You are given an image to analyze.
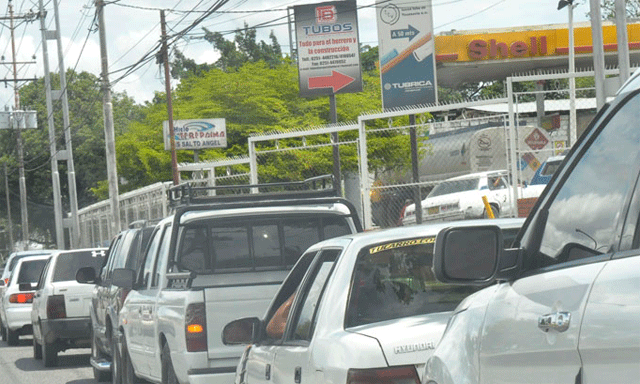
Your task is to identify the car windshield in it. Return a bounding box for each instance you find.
[428,178,479,197]
[345,237,478,328]
[540,160,562,176]
[53,250,106,282]
[17,259,49,284]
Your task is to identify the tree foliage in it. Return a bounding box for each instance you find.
[600,0,640,18]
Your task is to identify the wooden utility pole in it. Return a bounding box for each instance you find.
[96,0,121,236]
[160,9,179,185]
[9,0,29,249]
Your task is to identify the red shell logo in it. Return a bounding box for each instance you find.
[525,128,548,150]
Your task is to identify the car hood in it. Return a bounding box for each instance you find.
[422,191,479,208]
[349,312,452,367]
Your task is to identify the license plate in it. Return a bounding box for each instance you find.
[428,206,439,215]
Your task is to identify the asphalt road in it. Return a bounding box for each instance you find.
[0,335,96,384]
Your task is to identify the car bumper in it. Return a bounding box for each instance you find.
[6,305,32,331]
[41,317,92,344]
[172,349,238,384]
[422,211,467,222]
[187,369,236,384]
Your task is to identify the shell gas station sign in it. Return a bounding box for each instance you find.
[430,20,640,87]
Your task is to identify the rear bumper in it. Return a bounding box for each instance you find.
[6,305,32,331]
[172,349,238,384]
[41,317,92,344]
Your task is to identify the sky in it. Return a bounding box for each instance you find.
[0,0,593,107]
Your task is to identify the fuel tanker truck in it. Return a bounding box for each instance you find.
[371,121,558,227]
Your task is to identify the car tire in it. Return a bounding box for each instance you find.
[161,343,179,384]
[42,340,58,367]
[7,328,19,346]
[92,329,112,382]
[121,336,138,384]
[1,323,6,342]
[484,204,500,218]
[111,335,122,384]
[33,336,43,359]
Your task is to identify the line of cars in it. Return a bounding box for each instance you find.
[217,75,640,384]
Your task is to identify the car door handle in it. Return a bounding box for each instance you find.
[538,312,571,332]
[294,367,301,384]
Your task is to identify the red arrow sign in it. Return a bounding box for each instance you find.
[308,71,355,93]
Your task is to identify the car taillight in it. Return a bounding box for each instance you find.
[185,302,207,352]
[4,278,9,285]
[347,366,421,384]
[9,292,34,304]
[47,295,67,319]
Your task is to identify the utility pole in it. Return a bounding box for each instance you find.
[39,0,81,249]
[160,9,179,185]
[3,163,14,250]
[9,0,29,249]
[96,0,121,236]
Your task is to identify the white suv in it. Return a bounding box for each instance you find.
[30,248,106,366]
[424,71,640,384]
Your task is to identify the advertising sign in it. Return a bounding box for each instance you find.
[163,118,227,150]
[376,0,437,109]
[294,0,362,97]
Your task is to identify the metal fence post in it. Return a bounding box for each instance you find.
[358,117,373,229]
[507,76,519,217]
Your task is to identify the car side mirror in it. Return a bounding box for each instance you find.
[112,268,135,289]
[19,283,34,291]
[433,225,508,285]
[76,266,98,284]
[222,317,262,345]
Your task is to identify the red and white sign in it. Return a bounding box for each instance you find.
[316,5,337,24]
[525,128,549,150]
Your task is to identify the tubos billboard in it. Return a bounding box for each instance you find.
[376,0,437,109]
[294,0,363,97]
[163,118,227,150]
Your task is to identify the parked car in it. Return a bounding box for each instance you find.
[402,170,536,225]
[112,176,362,384]
[0,255,50,345]
[423,70,640,384]
[30,248,107,366]
[222,218,523,384]
[77,224,154,382]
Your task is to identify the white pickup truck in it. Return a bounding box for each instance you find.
[402,170,543,225]
[111,176,362,384]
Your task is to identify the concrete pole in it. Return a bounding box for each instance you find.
[52,0,80,247]
[39,0,64,249]
[615,0,630,84]
[568,4,577,146]
[329,94,341,195]
[160,10,180,186]
[96,0,121,236]
[589,0,606,109]
[3,163,14,250]
[9,1,29,249]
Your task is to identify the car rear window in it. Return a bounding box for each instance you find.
[345,237,478,328]
[53,250,106,282]
[428,178,479,197]
[17,259,49,284]
[177,215,352,274]
[9,252,50,272]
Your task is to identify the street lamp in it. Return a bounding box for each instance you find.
[558,0,577,148]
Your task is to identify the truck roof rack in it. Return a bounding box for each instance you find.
[168,174,338,208]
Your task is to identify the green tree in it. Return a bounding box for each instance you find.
[203,23,283,71]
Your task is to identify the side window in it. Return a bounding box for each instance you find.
[532,92,640,267]
[287,249,341,342]
[488,175,507,190]
[322,217,351,240]
[36,259,52,290]
[263,251,317,342]
[141,227,163,289]
[102,235,122,282]
[152,225,172,288]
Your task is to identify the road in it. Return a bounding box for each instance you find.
[0,335,96,384]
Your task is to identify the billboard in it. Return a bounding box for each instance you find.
[376,0,437,109]
[294,0,362,97]
[163,118,227,150]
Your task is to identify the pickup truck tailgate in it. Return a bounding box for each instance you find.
[53,282,94,318]
[203,275,285,360]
